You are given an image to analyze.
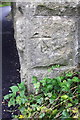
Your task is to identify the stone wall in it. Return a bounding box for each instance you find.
[13,1,80,92]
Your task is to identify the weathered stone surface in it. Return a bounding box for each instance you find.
[13,1,79,92]
[15,0,79,4]
[77,17,80,67]
[14,1,80,16]
[28,17,77,67]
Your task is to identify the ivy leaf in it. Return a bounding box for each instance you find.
[40,78,47,86]
[4,95,9,100]
[62,110,70,118]
[52,66,56,69]
[49,99,54,104]
[19,106,27,114]
[78,85,80,93]
[61,80,70,91]
[47,93,52,98]
[31,104,38,111]
[62,86,70,92]
[10,86,19,93]
[61,95,69,100]
[18,82,25,91]
[8,98,15,107]
[66,72,73,77]
[47,85,53,90]
[34,82,40,89]
[72,77,80,82]
[48,68,52,72]
[73,99,78,104]
[52,109,58,116]
[16,96,21,104]
[56,76,62,81]
[39,113,45,118]
[32,76,38,84]
[37,97,43,105]
[20,91,25,97]
[67,103,72,107]
[72,108,78,113]
[4,94,12,100]
[67,79,73,84]
[52,65,60,70]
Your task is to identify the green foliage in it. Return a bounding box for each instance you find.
[4,82,27,108]
[4,71,80,119]
[0,2,11,7]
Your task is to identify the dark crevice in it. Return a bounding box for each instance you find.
[18,6,23,14]
[2,7,21,118]
[32,64,66,69]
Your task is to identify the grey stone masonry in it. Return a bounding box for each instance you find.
[13,0,80,92]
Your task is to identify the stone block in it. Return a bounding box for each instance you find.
[13,1,79,92]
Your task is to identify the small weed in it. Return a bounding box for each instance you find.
[48,64,61,72]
